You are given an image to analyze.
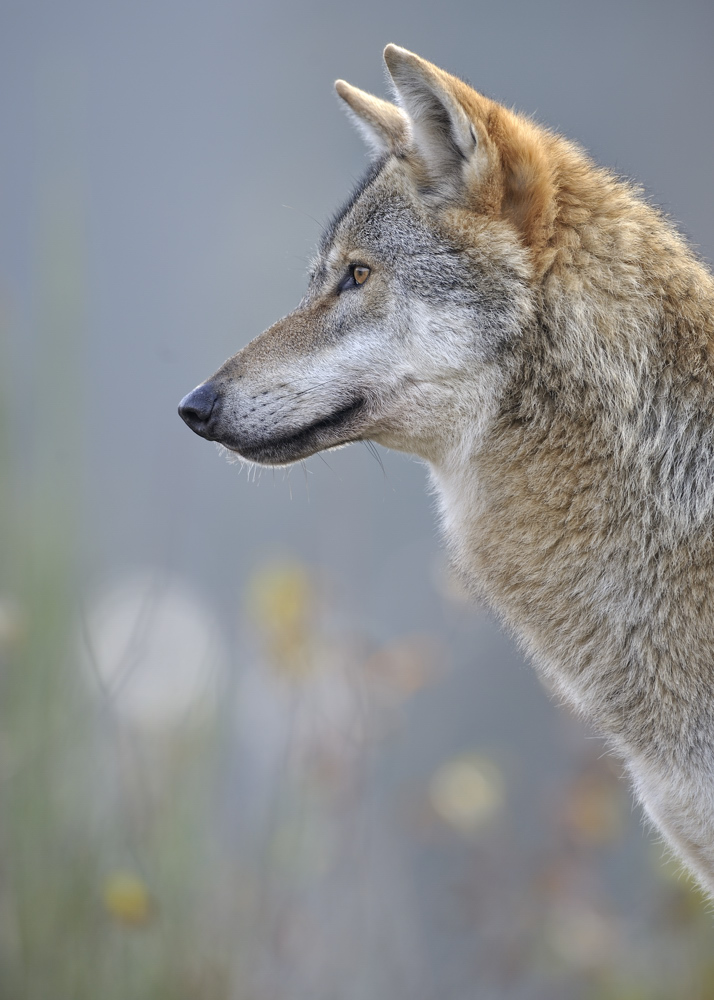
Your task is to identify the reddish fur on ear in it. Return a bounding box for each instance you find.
[491,110,558,269]
[384,49,559,270]
[436,75,558,266]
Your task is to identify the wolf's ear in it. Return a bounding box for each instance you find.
[335,80,409,157]
[383,44,478,193]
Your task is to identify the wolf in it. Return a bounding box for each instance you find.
[179,45,714,896]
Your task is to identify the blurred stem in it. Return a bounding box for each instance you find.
[0,61,87,996]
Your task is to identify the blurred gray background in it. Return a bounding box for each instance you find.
[2,1,714,998]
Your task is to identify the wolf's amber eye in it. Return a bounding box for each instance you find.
[353,265,370,285]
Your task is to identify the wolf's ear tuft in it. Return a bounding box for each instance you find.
[383,45,478,193]
[335,79,409,157]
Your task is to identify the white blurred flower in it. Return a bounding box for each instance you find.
[429,755,504,835]
[81,571,225,729]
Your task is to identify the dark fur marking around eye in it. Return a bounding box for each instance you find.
[320,156,389,252]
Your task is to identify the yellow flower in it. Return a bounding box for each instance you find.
[248,563,316,679]
[102,872,152,926]
[0,597,25,649]
[250,564,311,630]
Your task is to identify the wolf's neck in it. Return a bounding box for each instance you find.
[429,374,714,741]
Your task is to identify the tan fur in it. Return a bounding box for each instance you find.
[180,46,714,896]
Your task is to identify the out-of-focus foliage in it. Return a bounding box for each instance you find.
[2,535,714,997]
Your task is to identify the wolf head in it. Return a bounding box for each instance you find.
[179,45,551,467]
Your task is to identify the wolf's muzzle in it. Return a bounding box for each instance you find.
[178,383,220,439]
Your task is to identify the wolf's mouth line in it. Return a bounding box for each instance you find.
[228,397,366,459]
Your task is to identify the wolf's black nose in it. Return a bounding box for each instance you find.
[178,383,219,437]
